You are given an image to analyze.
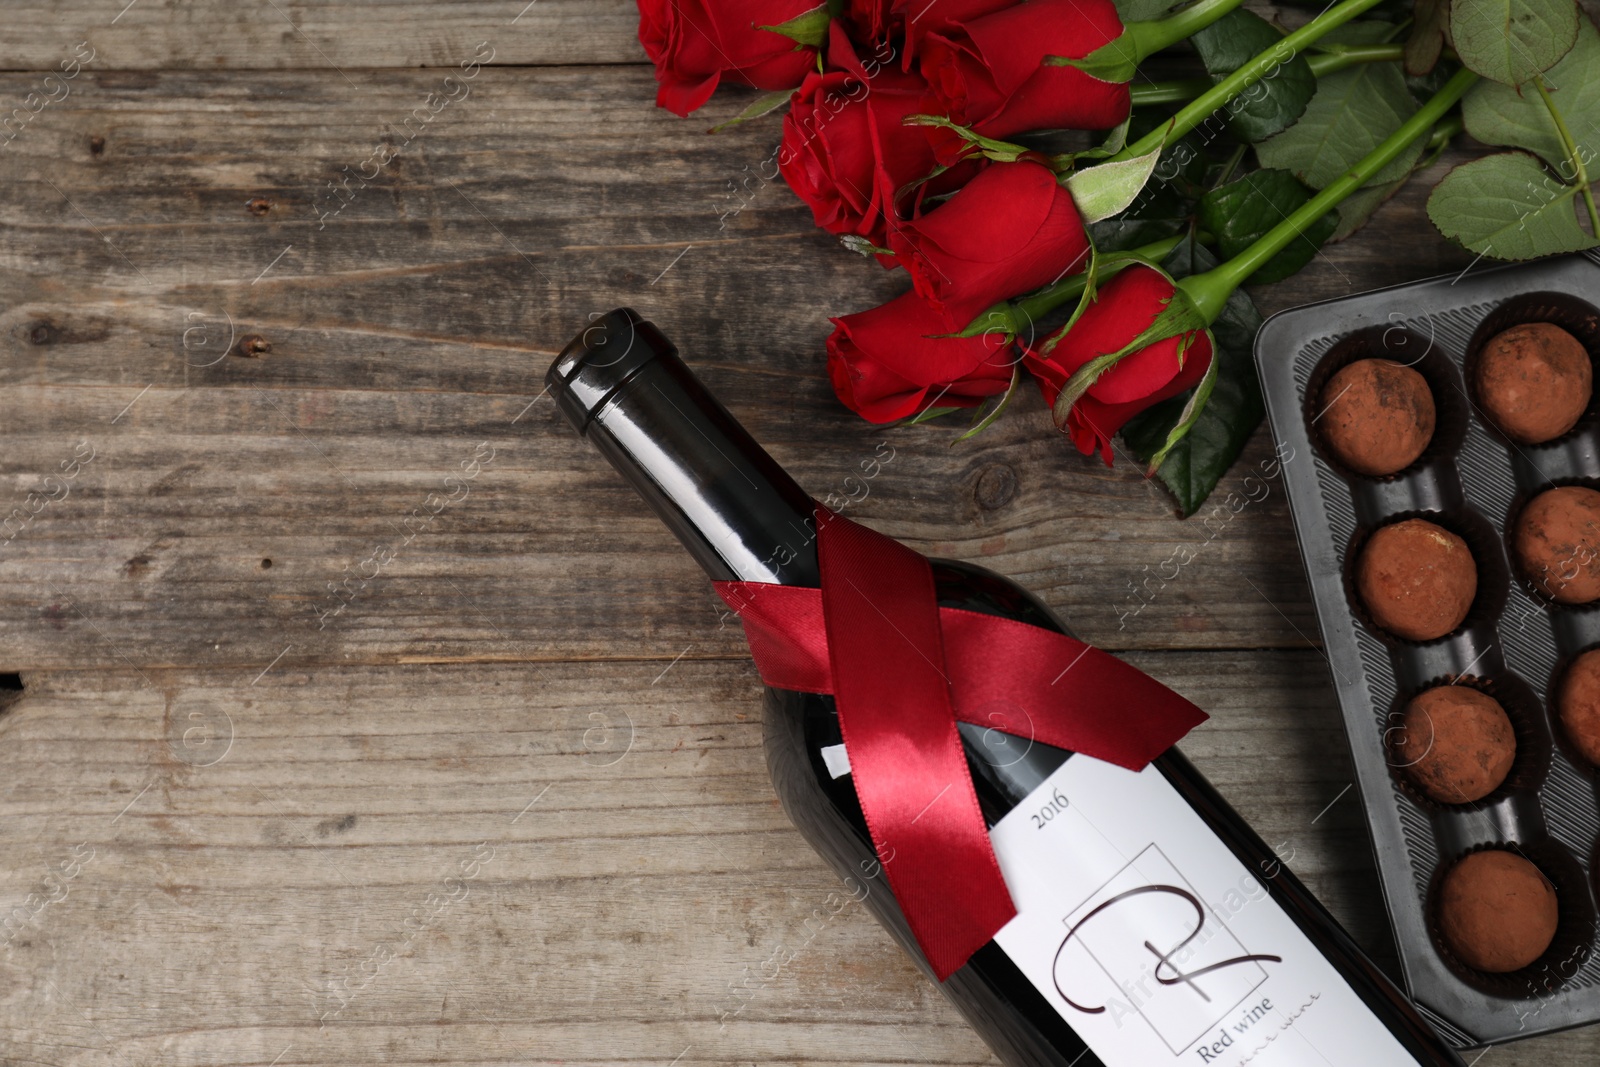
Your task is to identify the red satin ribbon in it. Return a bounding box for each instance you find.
[712,508,1206,981]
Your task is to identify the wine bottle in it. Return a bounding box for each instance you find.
[546,309,1465,1067]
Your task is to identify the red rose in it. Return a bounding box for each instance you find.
[780,24,973,249]
[1022,265,1213,464]
[920,0,1131,162]
[638,0,820,117]
[888,160,1089,326]
[829,290,1016,422]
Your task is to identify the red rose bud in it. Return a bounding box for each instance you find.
[829,290,1016,423]
[888,160,1089,326]
[781,24,975,249]
[919,0,1132,164]
[638,0,821,117]
[1022,265,1213,464]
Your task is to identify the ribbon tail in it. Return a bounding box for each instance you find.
[818,512,1016,981]
[940,607,1206,770]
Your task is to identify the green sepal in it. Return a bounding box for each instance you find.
[839,234,894,258]
[758,5,831,48]
[1046,32,1138,84]
[895,163,954,207]
[955,361,1025,443]
[1142,344,1219,473]
[952,302,1022,339]
[707,89,795,134]
[902,405,962,425]
[1052,117,1132,172]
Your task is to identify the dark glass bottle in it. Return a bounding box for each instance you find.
[547,309,1464,1067]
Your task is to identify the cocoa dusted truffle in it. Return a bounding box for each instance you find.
[1438,850,1559,973]
[1395,686,1516,803]
[1475,323,1592,444]
[1319,358,1437,476]
[1514,486,1600,604]
[1558,649,1600,765]
[1356,518,1477,641]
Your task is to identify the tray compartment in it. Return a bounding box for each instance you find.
[1256,252,1600,1046]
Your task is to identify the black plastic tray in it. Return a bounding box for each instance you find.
[1255,250,1600,1048]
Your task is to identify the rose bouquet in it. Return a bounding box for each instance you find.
[637,0,1599,514]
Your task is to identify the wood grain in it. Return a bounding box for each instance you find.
[1,7,1587,1065]
[0,66,1480,676]
[0,2,640,71]
[8,651,1592,1067]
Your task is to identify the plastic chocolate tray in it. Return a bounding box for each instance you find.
[1256,251,1600,1047]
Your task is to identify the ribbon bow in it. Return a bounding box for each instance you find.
[712,507,1206,981]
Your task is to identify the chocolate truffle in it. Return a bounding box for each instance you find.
[1356,518,1477,641]
[1558,649,1600,765]
[1318,358,1437,476]
[1475,323,1592,444]
[1395,686,1516,803]
[1513,485,1600,604]
[1438,850,1559,973]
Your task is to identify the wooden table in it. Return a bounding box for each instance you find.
[0,3,1594,1064]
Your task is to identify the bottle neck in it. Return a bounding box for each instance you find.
[547,309,821,587]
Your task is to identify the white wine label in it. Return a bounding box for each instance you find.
[990,758,1424,1066]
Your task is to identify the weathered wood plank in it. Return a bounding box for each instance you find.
[0,67,1480,674]
[0,2,640,72]
[0,0,1349,72]
[6,1,1580,73]
[2,651,1590,1065]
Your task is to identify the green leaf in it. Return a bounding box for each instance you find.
[1319,20,1402,46]
[1189,10,1317,143]
[1122,241,1265,517]
[1197,168,1338,284]
[1046,32,1138,84]
[1450,0,1578,85]
[758,5,831,48]
[955,362,1023,442]
[1066,146,1163,222]
[1406,0,1450,75]
[1463,15,1600,170]
[1427,151,1599,259]
[1255,58,1424,189]
[707,88,795,133]
[1331,176,1407,241]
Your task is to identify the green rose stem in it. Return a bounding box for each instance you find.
[1056,0,1248,83]
[1016,234,1186,320]
[1178,66,1479,324]
[1120,0,1248,60]
[1110,0,1391,163]
[1129,43,1405,107]
[958,233,1189,337]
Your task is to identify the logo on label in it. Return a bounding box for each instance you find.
[1052,844,1282,1056]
